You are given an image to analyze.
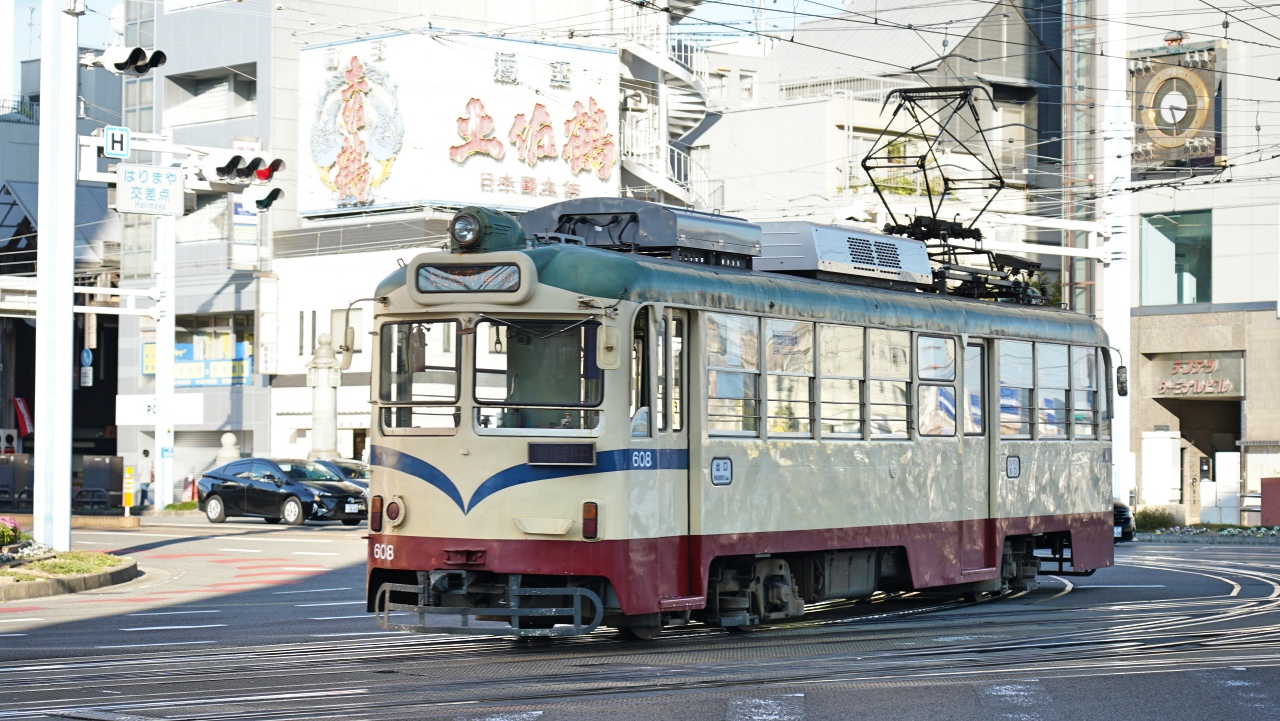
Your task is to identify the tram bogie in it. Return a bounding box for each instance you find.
[362,199,1118,638]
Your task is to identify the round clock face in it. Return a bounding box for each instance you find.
[1140,67,1211,149]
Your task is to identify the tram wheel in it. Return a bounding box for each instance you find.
[619,624,663,641]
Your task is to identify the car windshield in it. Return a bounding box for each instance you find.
[335,462,370,480]
[275,460,342,482]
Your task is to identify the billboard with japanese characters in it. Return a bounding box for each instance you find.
[297,33,620,216]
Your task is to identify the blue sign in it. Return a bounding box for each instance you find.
[103,126,131,159]
[80,348,93,367]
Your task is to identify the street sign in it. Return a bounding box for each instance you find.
[79,348,92,367]
[103,126,131,159]
[80,366,93,387]
[115,163,184,216]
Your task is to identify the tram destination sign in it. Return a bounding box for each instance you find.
[1148,353,1244,399]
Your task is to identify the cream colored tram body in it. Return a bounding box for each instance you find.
[365,199,1116,638]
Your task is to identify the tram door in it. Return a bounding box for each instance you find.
[630,307,691,598]
[959,341,996,572]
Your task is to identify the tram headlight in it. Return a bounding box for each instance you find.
[449,213,481,248]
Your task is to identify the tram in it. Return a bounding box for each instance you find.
[359,198,1118,639]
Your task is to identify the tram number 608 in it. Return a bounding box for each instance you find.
[631,450,654,469]
[372,543,395,561]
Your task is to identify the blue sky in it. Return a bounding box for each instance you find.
[7,0,116,96]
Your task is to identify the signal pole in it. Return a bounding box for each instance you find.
[34,0,82,551]
[1101,0,1134,503]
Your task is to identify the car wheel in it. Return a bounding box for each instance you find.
[263,517,281,525]
[341,518,361,526]
[281,497,305,526]
[205,495,226,523]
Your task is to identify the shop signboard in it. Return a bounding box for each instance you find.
[297,32,620,216]
[141,342,254,387]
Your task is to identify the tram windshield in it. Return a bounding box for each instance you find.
[474,318,603,430]
[379,320,460,430]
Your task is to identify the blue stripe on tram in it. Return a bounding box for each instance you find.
[370,445,689,515]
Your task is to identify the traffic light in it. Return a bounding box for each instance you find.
[241,184,284,213]
[194,153,285,187]
[91,46,167,77]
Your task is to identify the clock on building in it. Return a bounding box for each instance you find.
[1130,41,1222,176]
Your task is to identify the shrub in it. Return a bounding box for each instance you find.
[0,517,20,546]
[164,501,199,511]
[1135,507,1176,532]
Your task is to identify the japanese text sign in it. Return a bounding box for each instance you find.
[1149,353,1244,399]
[298,32,620,216]
[115,164,185,216]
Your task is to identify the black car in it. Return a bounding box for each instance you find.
[1114,498,1136,542]
[198,458,368,526]
[315,459,370,491]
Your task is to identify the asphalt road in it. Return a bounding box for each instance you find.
[0,516,372,657]
[1,526,1279,721]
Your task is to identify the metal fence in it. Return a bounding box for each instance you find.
[0,97,39,124]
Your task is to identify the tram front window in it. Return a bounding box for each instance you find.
[475,318,603,430]
[379,320,460,430]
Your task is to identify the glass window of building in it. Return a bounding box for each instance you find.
[1140,210,1211,305]
[740,71,756,102]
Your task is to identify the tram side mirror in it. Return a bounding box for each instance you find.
[1116,366,1129,397]
[338,325,356,371]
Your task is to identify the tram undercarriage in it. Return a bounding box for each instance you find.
[369,532,1072,639]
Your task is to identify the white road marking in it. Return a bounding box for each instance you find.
[73,532,188,538]
[0,634,27,638]
[219,536,332,544]
[74,541,105,545]
[0,618,43,624]
[308,631,408,637]
[217,548,263,553]
[293,552,341,556]
[726,694,805,721]
[295,601,365,607]
[308,614,377,620]
[97,640,218,649]
[127,610,222,617]
[274,587,354,595]
[119,624,228,632]
[1034,575,1074,604]
[1076,584,1167,588]
[475,713,542,721]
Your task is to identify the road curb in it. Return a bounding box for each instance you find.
[1136,533,1280,545]
[4,514,141,530]
[0,559,139,603]
[138,510,204,518]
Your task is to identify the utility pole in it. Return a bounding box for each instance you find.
[1100,0,1134,503]
[153,205,176,510]
[34,0,82,551]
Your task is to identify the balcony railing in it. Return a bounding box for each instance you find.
[0,97,39,125]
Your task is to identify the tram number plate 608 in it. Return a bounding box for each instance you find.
[631,450,654,468]
[372,543,396,561]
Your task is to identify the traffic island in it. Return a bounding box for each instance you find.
[2,513,141,530]
[0,542,138,603]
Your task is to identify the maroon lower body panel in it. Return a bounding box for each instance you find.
[368,512,1112,615]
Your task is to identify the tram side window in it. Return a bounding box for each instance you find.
[765,319,814,436]
[671,317,684,433]
[916,336,956,437]
[706,312,760,435]
[379,320,460,430]
[868,329,910,438]
[963,345,985,435]
[1072,346,1099,439]
[1099,348,1113,440]
[1037,343,1069,438]
[819,324,863,438]
[999,340,1033,437]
